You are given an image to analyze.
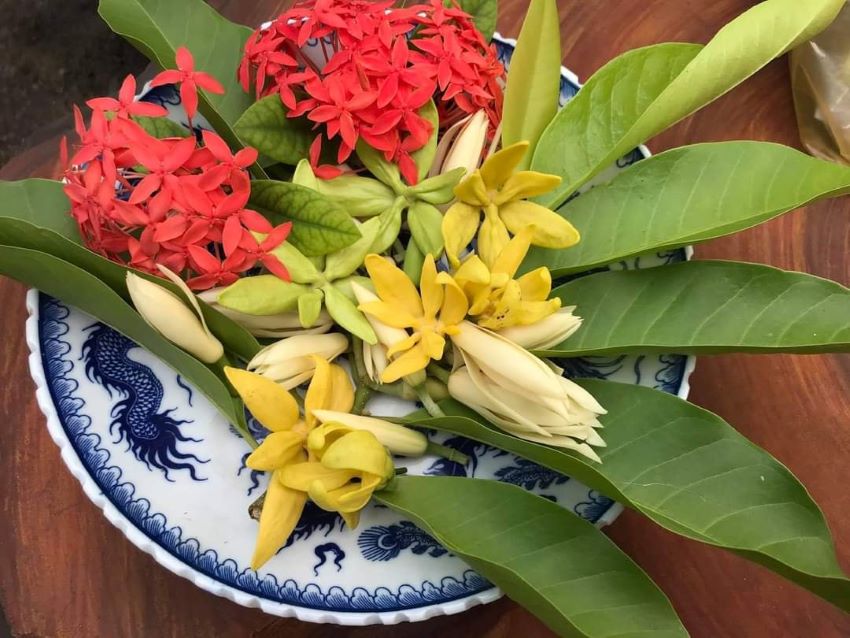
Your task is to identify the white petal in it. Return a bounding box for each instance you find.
[498,307,582,350]
[351,282,409,350]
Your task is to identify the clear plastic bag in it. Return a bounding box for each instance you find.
[791,2,850,164]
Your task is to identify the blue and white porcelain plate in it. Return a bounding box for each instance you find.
[25,35,695,625]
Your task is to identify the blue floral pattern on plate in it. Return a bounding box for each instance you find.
[26,34,694,625]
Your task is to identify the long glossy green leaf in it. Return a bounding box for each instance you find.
[0,179,260,361]
[524,142,850,276]
[501,0,561,168]
[233,95,313,165]
[532,0,844,208]
[249,180,361,256]
[408,382,850,611]
[1,245,244,427]
[545,261,850,356]
[98,0,255,157]
[446,0,498,41]
[377,476,687,638]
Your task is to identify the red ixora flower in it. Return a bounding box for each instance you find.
[151,46,225,121]
[62,68,290,292]
[239,0,504,185]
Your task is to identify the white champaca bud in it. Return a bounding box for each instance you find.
[497,307,582,350]
[351,282,409,350]
[247,332,348,389]
[440,110,489,176]
[126,272,224,364]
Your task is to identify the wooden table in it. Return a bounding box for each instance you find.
[2,1,849,636]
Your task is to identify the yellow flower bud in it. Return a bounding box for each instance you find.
[126,272,223,363]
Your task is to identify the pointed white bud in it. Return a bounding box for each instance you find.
[432,110,489,177]
[126,272,224,364]
[247,333,348,389]
[351,282,409,350]
[497,307,582,350]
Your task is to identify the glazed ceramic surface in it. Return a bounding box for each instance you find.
[26,34,694,625]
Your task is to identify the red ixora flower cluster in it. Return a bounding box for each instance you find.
[239,0,504,183]
[62,53,291,291]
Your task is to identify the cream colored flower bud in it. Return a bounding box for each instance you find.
[497,307,582,350]
[362,340,389,384]
[126,272,224,364]
[311,409,429,457]
[448,321,606,462]
[351,282,409,350]
[430,110,488,178]
[247,333,348,389]
[198,288,333,337]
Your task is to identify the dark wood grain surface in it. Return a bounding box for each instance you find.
[2,1,849,636]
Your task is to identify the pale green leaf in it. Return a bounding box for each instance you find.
[322,282,377,344]
[378,476,687,638]
[0,180,260,360]
[249,180,361,256]
[297,289,324,328]
[501,0,561,168]
[270,241,323,285]
[0,245,245,428]
[403,237,425,284]
[411,100,440,181]
[356,140,404,192]
[408,201,444,257]
[323,204,401,281]
[533,0,845,208]
[410,381,850,611]
[524,142,850,276]
[545,261,850,356]
[98,0,257,164]
[219,275,309,316]
[233,95,313,165]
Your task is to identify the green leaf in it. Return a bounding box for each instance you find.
[545,260,850,356]
[411,381,850,611]
[411,100,440,181]
[219,275,310,315]
[98,0,256,160]
[322,282,377,344]
[501,0,561,169]
[0,245,245,427]
[233,95,313,165]
[297,289,324,328]
[524,142,850,276]
[407,167,465,205]
[0,180,260,361]
[407,201,444,257]
[0,179,78,240]
[445,0,498,41]
[270,241,323,285]
[378,476,687,638]
[356,141,403,193]
[323,209,394,282]
[533,0,845,208]
[132,115,190,138]
[403,237,425,284]
[249,180,361,256]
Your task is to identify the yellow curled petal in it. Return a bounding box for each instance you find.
[419,256,444,320]
[307,422,352,457]
[442,202,480,268]
[381,344,430,383]
[420,330,446,360]
[454,254,491,288]
[477,209,511,269]
[491,226,533,277]
[328,363,354,413]
[453,171,489,206]
[357,301,418,328]
[499,201,580,249]
[245,430,304,471]
[224,367,299,432]
[340,510,361,529]
[477,279,522,330]
[337,474,383,507]
[386,332,421,358]
[304,355,332,427]
[322,430,391,475]
[494,171,562,205]
[280,461,356,492]
[468,288,493,316]
[517,266,554,301]
[479,141,529,190]
[434,272,470,326]
[364,254,423,317]
[250,465,307,570]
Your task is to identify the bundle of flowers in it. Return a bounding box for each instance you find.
[2,0,850,634]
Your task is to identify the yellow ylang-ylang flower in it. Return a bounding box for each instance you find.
[224,355,355,570]
[442,141,580,268]
[280,422,394,529]
[357,253,468,383]
[453,226,561,330]
[448,320,607,462]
